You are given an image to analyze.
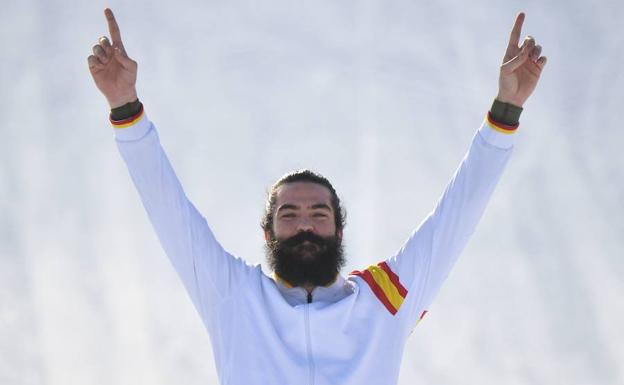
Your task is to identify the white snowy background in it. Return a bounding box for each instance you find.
[1,0,622,384]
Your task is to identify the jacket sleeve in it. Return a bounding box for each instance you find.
[375,115,517,329]
[112,110,253,323]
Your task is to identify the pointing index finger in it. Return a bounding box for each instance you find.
[507,12,525,52]
[104,8,123,45]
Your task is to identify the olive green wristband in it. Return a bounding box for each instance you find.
[490,99,523,126]
[110,99,142,121]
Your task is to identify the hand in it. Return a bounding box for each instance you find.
[496,13,547,108]
[87,8,138,109]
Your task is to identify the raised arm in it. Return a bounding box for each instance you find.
[87,9,253,324]
[377,13,546,329]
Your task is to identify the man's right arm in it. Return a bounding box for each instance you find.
[88,9,252,320]
[111,104,251,315]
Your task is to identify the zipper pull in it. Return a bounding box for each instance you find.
[307,292,312,304]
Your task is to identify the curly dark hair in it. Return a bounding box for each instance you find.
[261,169,346,234]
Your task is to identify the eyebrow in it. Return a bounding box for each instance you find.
[276,203,332,213]
[310,203,332,211]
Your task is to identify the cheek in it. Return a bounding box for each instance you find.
[316,221,337,235]
[272,220,295,237]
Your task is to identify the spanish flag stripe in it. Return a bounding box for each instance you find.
[486,111,518,134]
[416,310,428,325]
[367,266,405,312]
[110,104,145,128]
[352,270,398,315]
[377,262,408,297]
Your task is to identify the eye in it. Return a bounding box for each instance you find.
[312,212,329,218]
[280,213,296,219]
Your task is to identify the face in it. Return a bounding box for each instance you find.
[265,181,345,288]
[265,181,342,243]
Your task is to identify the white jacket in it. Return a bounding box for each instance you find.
[112,108,517,385]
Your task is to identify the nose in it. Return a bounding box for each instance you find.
[296,218,314,233]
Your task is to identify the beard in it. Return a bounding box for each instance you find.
[266,231,346,288]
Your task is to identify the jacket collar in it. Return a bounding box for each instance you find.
[272,273,355,306]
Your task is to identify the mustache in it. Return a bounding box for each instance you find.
[277,231,327,248]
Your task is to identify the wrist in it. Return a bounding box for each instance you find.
[108,90,138,109]
[495,93,524,109]
[490,98,523,126]
[110,99,142,121]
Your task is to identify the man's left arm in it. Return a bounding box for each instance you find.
[353,13,547,327]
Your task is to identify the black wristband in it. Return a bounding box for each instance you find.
[111,99,142,121]
[490,99,522,126]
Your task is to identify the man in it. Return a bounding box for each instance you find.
[88,8,546,384]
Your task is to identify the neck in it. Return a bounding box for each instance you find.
[303,283,315,294]
[273,272,339,293]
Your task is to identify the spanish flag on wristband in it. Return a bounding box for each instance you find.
[110,103,144,128]
[486,111,518,134]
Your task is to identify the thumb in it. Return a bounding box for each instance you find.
[501,44,530,75]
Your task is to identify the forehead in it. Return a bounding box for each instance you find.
[274,182,333,208]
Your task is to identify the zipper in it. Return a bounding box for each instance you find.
[304,292,315,385]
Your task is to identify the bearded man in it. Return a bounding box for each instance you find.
[88,8,546,385]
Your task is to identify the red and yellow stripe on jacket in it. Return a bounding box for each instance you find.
[350,262,408,315]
